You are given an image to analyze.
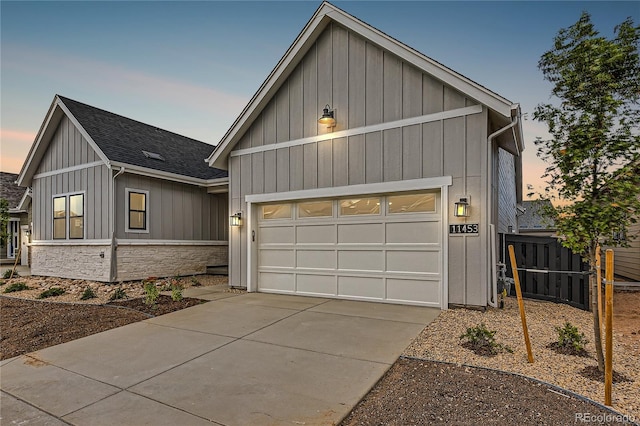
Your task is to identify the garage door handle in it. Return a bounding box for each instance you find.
[252,230,255,242]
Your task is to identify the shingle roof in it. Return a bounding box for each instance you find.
[0,172,25,208]
[58,96,227,180]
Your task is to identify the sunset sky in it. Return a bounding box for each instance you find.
[1,1,638,197]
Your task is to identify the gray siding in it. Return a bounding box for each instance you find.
[31,117,110,241]
[36,116,100,174]
[115,174,228,241]
[228,23,494,307]
[613,206,640,281]
[32,164,110,240]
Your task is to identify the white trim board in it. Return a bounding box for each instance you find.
[33,161,105,179]
[245,176,453,204]
[30,239,111,246]
[231,105,482,158]
[116,239,228,246]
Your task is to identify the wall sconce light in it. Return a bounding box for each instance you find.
[454,196,470,217]
[318,104,336,128]
[230,212,242,227]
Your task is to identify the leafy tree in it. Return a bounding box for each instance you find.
[0,198,9,247]
[533,13,640,372]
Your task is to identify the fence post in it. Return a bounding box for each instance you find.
[596,245,603,334]
[508,245,534,363]
[604,249,614,406]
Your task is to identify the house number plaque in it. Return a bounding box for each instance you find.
[449,224,479,235]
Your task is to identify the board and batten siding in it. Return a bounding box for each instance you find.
[115,174,228,241]
[35,116,101,174]
[229,23,492,307]
[613,211,640,282]
[32,116,110,241]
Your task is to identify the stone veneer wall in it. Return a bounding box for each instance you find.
[31,244,112,282]
[115,243,228,281]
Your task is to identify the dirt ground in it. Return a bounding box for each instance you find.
[340,358,632,426]
[614,291,640,356]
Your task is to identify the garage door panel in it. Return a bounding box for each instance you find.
[338,250,384,271]
[259,272,295,292]
[297,225,335,244]
[260,226,295,244]
[259,250,295,268]
[386,278,440,304]
[386,221,440,244]
[337,223,384,244]
[257,191,443,307]
[297,274,337,295]
[338,276,384,299]
[386,251,440,274]
[297,250,336,269]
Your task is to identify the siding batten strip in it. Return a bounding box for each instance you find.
[231,105,483,157]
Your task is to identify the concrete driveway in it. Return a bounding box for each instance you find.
[1,287,439,425]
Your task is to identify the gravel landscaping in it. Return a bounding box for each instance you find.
[1,273,638,424]
[401,293,640,421]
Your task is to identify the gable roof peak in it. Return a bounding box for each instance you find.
[207,0,518,170]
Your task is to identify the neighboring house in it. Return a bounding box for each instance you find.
[613,194,640,282]
[207,2,524,309]
[17,96,229,282]
[518,200,556,236]
[0,172,31,265]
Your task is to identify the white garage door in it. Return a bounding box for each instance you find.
[256,191,443,307]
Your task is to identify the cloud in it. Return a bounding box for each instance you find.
[0,128,36,142]
[3,43,249,123]
[0,128,36,173]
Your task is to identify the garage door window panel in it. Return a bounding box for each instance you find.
[339,198,381,216]
[298,201,333,218]
[262,204,292,220]
[388,193,436,214]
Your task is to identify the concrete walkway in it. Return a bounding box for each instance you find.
[1,287,439,425]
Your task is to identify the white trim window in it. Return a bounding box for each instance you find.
[52,192,85,240]
[125,188,149,233]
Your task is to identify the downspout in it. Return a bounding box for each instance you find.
[109,166,125,282]
[486,105,520,307]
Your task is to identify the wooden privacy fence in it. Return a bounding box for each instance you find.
[499,234,590,310]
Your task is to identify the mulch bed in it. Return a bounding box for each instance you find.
[340,358,631,426]
[0,295,206,360]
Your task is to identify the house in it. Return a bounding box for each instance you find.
[613,193,640,282]
[207,2,524,309]
[0,172,31,266]
[518,200,556,236]
[16,96,229,282]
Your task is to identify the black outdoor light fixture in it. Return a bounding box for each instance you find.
[454,196,470,217]
[318,104,336,128]
[230,212,242,227]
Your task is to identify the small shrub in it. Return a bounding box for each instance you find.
[2,269,18,279]
[3,282,29,293]
[554,322,588,353]
[143,280,160,306]
[0,279,5,286]
[38,287,66,299]
[460,323,512,356]
[190,276,201,287]
[80,286,97,300]
[109,287,127,301]
[171,283,184,302]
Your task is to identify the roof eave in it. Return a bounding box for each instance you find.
[110,161,229,188]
